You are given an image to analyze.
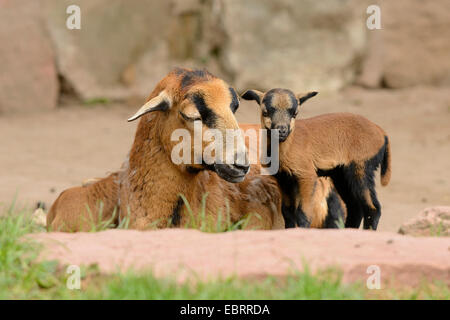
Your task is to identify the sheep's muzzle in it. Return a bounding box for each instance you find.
[213,163,250,183]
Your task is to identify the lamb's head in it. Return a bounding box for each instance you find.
[241,88,318,142]
[128,68,249,183]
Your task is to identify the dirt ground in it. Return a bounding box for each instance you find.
[1,86,449,232]
[33,228,450,287]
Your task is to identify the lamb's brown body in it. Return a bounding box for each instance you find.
[239,123,346,228]
[279,114,390,229]
[242,88,391,230]
[282,114,389,177]
[47,68,284,232]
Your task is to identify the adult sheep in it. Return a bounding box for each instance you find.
[47,68,284,232]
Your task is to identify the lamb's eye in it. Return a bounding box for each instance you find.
[180,111,201,122]
[262,111,269,117]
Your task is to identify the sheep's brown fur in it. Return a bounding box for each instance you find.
[242,88,391,230]
[47,172,120,231]
[47,68,284,232]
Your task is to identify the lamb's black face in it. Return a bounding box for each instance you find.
[260,89,298,142]
[242,88,318,142]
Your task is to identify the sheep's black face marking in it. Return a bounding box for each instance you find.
[191,93,218,128]
[229,87,239,113]
[177,68,211,89]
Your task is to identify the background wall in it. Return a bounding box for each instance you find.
[1,0,449,114]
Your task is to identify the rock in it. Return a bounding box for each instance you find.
[42,0,172,101]
[217,0,370,92]
[355,29,384,88]
[32,208,47,227]
[381,1,450,88]
[0,0,58,114]
[32,228,450,287]
[399,206,450,237]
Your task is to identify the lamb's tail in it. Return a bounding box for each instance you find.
[380,136,391,186]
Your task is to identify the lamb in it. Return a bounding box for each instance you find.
[239,123,347,228]
[47,68,284,232]
[241,88,391,230]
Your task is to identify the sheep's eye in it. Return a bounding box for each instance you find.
[180,111,201,122]
[262,111,269,117]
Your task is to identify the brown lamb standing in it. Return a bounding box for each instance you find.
[242,88,391,230]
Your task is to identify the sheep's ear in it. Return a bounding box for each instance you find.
[241,89,264,105]
[297,91,318,105]
[127,91,172,122]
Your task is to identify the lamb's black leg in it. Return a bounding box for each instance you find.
[361,171,382,230]
[319,166,364,229]
[323,188,346,228]
[294,205,311,228]
[282,202,297,228]
[275,170,301,229]
[359,147,385,230]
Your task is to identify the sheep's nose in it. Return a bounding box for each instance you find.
[275,125,289,136]
[233,162,250,174]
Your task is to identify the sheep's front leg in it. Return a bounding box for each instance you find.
[294,174,318,228]
[281,193,297,228]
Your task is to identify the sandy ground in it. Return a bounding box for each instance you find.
[1,86,449,232]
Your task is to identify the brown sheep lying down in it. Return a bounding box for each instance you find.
[47,68,285,232]
[242,88,391,230]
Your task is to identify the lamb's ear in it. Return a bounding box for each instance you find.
[241,89,264,105]
[297,91,318,105]
[127,91,172,122]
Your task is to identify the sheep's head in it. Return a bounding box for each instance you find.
[241,88,318,142]
[128,68,249,183]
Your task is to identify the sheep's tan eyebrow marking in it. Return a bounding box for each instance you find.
[263,89,299,118]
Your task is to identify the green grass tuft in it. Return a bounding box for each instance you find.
[179,193,261,233]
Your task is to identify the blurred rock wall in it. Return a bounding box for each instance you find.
[1,0,449,113]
